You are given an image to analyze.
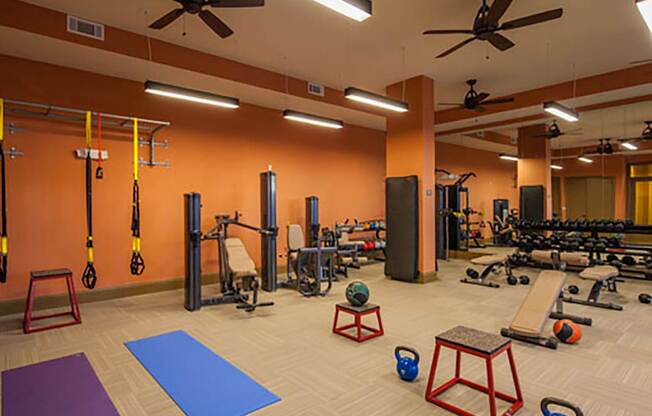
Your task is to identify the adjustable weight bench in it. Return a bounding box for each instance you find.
[501,269,592,349]
[564,265,623,311]
[531,250,590,269]
[463,254,510,288]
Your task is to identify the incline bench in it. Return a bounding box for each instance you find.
[501,264,592,349]
[564,265,623,311]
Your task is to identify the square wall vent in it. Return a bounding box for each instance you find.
[308,82,325,97]
[67,15,104,41]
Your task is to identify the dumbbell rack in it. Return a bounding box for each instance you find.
[335,220,386,263]
[514,220,652,281]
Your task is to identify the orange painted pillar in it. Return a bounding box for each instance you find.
[517,124,552,219]
[386,76,436,280]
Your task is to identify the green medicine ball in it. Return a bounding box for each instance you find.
[346,281,369,306]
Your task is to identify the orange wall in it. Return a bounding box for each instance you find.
[436,142,518,236]
[0,55,386,301]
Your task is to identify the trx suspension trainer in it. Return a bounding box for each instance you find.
[130,118,145,275]
[0,99,7,284]
[81,111,98,289]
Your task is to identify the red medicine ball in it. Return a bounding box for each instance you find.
[553,319,582,344]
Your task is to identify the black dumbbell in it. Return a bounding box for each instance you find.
[639,293,652,304]
[568,285,580,295]
[519,275,530,285]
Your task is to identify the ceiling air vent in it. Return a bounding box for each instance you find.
[307,82,325,97]
[67,15,104,41]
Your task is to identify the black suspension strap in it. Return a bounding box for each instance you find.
[130,118,145,275]
[82,111,98,289]
[0,99,7,284]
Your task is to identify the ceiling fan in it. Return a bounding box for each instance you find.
[622,121,652,141]
[149,0,265,39]
[423,0,564,58]
[438,79,514,112]
[596,139,614,155]
[534,120,582,139]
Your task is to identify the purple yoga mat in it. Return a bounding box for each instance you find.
[2,352,119,416]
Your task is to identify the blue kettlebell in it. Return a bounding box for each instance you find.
[394,346,419,382]
[541,398,584,416]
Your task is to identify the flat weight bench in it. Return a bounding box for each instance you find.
[23,268,82,334]
[501,270,591,349]
[564,265,623,311]
[463,254,510,288]
[425,326,523,416]
[332,303,384,342]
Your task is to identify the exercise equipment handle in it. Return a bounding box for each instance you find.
[541,397,583,416]
[0,98,6,283]
[130,118,145,276]
[394,346,420,365]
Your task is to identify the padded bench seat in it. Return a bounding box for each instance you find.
[30,268,73,279]
[531,250,589,267]
[225,238,257,279]
[579,265,619,281]
[471,254,507,266]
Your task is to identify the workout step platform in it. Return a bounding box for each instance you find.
[332,303,384,342]
[23,268,82,334]
[425,326,523,416]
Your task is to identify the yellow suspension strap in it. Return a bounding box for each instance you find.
[130,118,145,275]
[81,111,98,289]
[0,99,7,284]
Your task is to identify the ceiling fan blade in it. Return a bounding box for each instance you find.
[475,92,490,102]
[149,8,185,29]
[437,102,464,106]
[199,10,234,38]
[423,29,474,35]
[209,0,265,7]
[436,37,477,58]
[501,8,563,31]
[487,33,515,51]
[482,97,514,105]
[486,0,513,26]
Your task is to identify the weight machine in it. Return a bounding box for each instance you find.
[436,170,481,251]
[184,170,278,312]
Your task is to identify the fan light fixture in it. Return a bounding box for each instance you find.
[543,101,579,122]
[550,164,563,171]
[622,141,638,150]
[344,87,408,112]
[499,154,519,162]
[311,0,372,22]
[578,156,593,164]
[283,110,344,129]
[144,81,239,109]
[637,0,652,33]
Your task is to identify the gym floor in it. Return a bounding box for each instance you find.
[1,260,650,415]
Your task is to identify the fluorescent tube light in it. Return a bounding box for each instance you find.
[637,0,652,33]
[543,101,579,122]
[578,156,593,163]
[144,81,239,109]
[621,141,638,150]
[499,154,518,162]
[311,0,372,22]
[550,164,563,170]
[344,87,408,112]
[283,110,344,129]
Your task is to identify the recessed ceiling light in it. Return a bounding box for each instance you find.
[344,87,408,112]
[578,155,593,163]
[637,0,652,33]
[283,110,344,129]
[144,81,239,109]
[499,154,518,161]
[551,164,563,170]
[543,101,579,122]
[311,0,372,22]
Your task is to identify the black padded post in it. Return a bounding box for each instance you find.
[184,192,202,311]
[385,176,419,282]
[260,170,277,292]
[305,196,319,247]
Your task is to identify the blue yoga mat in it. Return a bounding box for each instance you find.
[125,330,280,416]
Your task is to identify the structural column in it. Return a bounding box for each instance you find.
[517,124,552,219]
[385,76,436,281]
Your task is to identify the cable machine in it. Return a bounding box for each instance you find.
[184,169,278,311]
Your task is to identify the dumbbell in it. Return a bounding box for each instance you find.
[640,293,652,304]
[466,268,479,279]
[519,275,530,285]
[621,255,636,266]
[568,285,580,295]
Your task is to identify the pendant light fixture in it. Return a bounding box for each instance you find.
[283,110,344,129]
[311,0,372,22]
[344,87,408,112]
[144,81,239,109]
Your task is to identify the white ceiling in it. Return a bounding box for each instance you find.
[20,0,652,105]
